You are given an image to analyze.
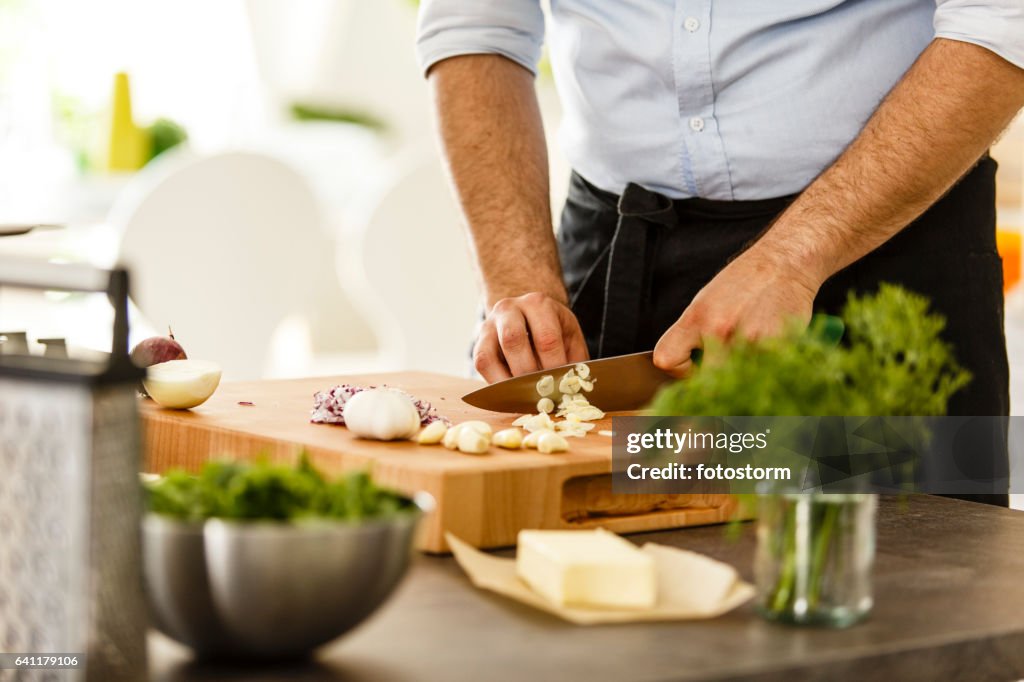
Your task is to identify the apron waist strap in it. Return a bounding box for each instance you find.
[598,183,679,356]
[565,172,797,358]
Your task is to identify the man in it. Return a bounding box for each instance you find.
[417,2,1024,500]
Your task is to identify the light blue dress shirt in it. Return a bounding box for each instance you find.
[417,1,1024,201]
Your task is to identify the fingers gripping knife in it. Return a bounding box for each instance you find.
[0,258,147,681]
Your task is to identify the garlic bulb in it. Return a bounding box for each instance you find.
[341,389,421,441]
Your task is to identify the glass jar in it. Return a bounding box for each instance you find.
[755,493,877,627]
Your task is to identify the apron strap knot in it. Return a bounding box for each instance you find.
[598,184,677,357]
[618,183,677,224]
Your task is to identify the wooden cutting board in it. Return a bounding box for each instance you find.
[141,371,739,552]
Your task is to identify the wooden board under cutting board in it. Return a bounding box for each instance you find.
[141,372,739,553]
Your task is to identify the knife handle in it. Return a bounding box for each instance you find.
[813,314,845,346]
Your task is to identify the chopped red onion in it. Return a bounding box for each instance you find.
[311,384,450,427]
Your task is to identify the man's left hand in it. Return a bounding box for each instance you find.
[652,246,820,377]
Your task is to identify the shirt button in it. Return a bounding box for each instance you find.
[689,116,705,132]
[684,17,700,32]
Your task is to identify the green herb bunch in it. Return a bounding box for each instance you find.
[647,285,967,623]
[649,284,970,418]
[144,455,415,523]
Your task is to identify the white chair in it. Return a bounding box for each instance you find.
[339,148,481,376]
[111,150,333,380]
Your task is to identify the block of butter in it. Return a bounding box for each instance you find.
[516,528,657,609]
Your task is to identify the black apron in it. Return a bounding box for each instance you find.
[557,156,1009,505]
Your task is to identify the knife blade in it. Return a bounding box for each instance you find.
[461,351,675,413]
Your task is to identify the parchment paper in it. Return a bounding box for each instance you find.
[446,532,755,625]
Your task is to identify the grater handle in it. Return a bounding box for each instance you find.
[107,269,131,360]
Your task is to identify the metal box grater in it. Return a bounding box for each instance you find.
[0,258,147,681]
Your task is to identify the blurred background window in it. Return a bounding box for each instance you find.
[0,0,1021,395]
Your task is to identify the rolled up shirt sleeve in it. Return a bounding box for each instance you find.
[934,0,1024,69]
[416,0,545,76]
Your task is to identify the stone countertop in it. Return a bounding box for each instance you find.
[150,495,1024,682]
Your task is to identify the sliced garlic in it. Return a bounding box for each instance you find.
[559,373,582,396]
[512,362,603,448]
[493,428,523,449]
[417,421,448,445]
[555,420,595,434]
[598,430,614,437]
[557,394,589,413]
[514,413,554,433]
[574,406,605,421]
[537,432,570,454]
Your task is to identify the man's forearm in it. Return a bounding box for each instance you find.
[755,39,1024,287]
[428,54,565,307]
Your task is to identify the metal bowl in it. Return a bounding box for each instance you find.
[143,500,426,660]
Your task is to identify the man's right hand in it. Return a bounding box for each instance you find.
[473,292,590,382]
[429,55,583,382]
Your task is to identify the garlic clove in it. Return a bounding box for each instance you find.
[442,423,463,449]
[460,420,493,435]
[493,428,523,449]
[457,427,491,454]
[417,421,448,445]
[523,429,554,449]
[537,432,570,454]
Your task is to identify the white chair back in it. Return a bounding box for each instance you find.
[340,149,480,376]
[112,151,324,380]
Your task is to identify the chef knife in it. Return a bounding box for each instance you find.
[460,315,845,414]
[461,351,674,413]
